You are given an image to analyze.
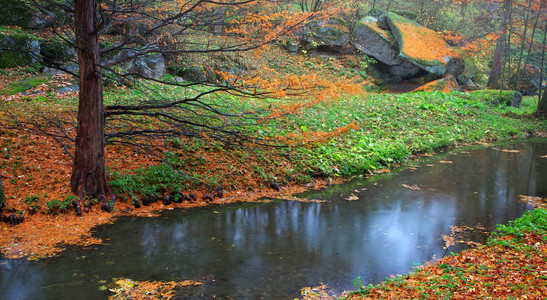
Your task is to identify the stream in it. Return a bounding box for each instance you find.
[1,138,546,299]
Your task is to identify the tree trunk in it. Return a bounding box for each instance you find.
[70,0,113,200]
[487,0,513,88]
[214,5,225,35]
[512,0,533,89]
[536,22,546,117]
[0,176,5,210]
[538,86,547,117]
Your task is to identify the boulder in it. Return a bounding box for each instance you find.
[369,60,423,83]
[385,12,463,76]
[511,91,522,108]
[133,54,165,79]
[168,65,207,82]
[300,16,350,50]
[410,75,460,93]
[0,0,32,27]
[0,32,41,68]
[120,51,165,80]
[40,39,76,66]
[350,16,401,65]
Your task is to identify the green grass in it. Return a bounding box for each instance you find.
[105,87,545,199]
[0,75,51,96]
[489,209,547,247]
[271,90,544,178]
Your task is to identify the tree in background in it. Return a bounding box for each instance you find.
[488,0,513,88]
[24,0,311,208]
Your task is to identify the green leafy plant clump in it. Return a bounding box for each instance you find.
[489,208,547,244]
[274,90,544,179]
[46,195,78,215]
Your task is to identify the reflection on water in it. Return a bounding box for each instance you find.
[1,138,546,299]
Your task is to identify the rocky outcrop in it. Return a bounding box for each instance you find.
[296,16,351,53]
[369,61,423,83]
[351,16,400,65]
[385,12,463,77]
[0,0,33,27]
[348,12,465,88]
[40,39,76,66]
[119,51,166,80]
[0,32,40,68]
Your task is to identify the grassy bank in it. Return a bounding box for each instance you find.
[344,206,547,299]
[108,89,545,199]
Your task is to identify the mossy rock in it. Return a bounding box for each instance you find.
[0,29,41,68]
[303,17,350,48]
[351,16,400,65]
[0,0,32,27]
[385,12,462,76]
[40,38,75,66]
[167,65,207,82]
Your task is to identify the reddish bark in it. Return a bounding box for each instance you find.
[70,0,114,200]
[0,176,5,209]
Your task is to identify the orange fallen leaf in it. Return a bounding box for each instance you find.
[402,184,421,191]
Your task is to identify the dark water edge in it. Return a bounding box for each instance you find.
[1,138,546,300]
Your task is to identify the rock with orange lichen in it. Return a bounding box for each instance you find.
[410,74,460,93]
[385,12,463,76]
[351,16,401,65]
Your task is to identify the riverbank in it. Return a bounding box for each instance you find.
[343,204,547,299]
[1,71,546,260]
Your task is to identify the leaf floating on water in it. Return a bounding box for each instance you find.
[345,194,359,201]
[402,184,421,191]
[502,149,521,153]
[280,196,326,203]
[109,278,202,299]
[439,160,453,164]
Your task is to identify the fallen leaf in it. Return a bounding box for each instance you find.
[345,194,359,201]
[402,184,421,191]
[439,160,452,164]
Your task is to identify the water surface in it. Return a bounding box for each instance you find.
[1,138,546,299]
